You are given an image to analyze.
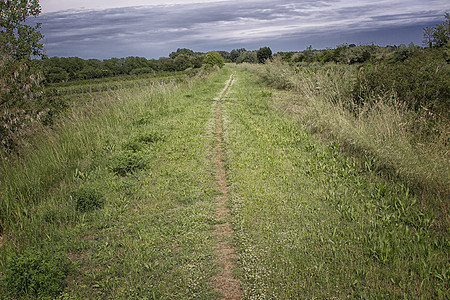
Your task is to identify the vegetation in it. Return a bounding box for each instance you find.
[0,0,51,153]
[224,68,448,298]
[43,48,206,83]
[0,68,224,298]
[423,13,450,48]
[204,51,224,69]
[1,248,69,298]
[0,57,448,298]
[1,3,448,297]
[256,47,272,64]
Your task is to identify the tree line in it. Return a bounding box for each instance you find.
[43,47,273,83]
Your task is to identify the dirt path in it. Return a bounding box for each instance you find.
[211,74,243,299]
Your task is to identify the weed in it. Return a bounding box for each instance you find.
[109,150,148,176]
[1,249,69,298]
[72,186,104,212]
[137,132,164,144]
[122,139,145,152]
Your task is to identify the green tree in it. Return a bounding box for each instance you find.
[423,13,450,48]
[236,51,257,64]
[204,51,224,68]
[423,26,435,48]
[1,0,49,151]
[169,48,195,59]
[256,46,272,63]
[230,48,246,62]
[173,54,192,71]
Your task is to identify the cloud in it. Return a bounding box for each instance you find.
[36,0,449,58]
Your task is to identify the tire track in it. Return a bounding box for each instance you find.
[211,73,243,300]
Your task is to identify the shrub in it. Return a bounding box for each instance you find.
[1,249,69,298]
[204,51,224,68]
[353,48,450,118]
[109,150,148,176]
[72,186,104,212]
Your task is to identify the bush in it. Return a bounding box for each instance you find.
[109,150,148,176]
[1,249,69,298]
[353,48,450,117]
[72,186,104,212]
[204,51,224,68]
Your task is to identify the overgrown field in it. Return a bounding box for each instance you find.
[0,65,448,299]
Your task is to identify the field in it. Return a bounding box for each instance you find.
[0,65,448,299]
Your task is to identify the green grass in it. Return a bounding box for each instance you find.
[240,60,449,222]
[223,67,448,298]
[0,67,233,298]
[0,64,448,299]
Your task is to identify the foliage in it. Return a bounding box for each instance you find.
[225,68,448,298]
[236,51,257,64]
[71,186,104,212]
[43,51,207,84]
[423,13,450,48]
[0,0,49,152]
[204,51,224,68]
[1,249,69,298]
[109,150,148,176]
[0,68,224,298]
[230,48,247,62]
[0,0,43,59]
[241,57,449,201]
[353,47,450,117]
[256,46,272,63]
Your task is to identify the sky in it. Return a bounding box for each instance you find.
[35,0,449,59]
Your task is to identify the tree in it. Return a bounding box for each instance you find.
[173,54,192,71]
[204,51,224,68]
[1,0,48,151]
[236,51,257,64]
[423,13,450,48]
[423,26,434,48]
[230,48,246,63]
[169,48,195,59]
[1,0,45,107]
[256,47,272,63]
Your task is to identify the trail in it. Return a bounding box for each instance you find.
[211,73,243,299]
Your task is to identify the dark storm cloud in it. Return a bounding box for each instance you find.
[35,0,449,59]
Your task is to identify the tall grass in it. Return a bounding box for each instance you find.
[0,73,200,237]
[239,60,449,225]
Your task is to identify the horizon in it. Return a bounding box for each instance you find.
[36,0,449,60]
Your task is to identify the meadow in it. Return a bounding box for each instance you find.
[0,63,448,299]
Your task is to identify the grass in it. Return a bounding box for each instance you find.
[0,64,448,298]
[239,60,449,224]
[223,67,448,298]
[0,67,233,298]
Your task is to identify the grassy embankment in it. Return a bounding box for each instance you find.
[224,67,448,298]
[0,67,232,298]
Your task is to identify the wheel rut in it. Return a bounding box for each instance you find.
[211,73,243,300]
